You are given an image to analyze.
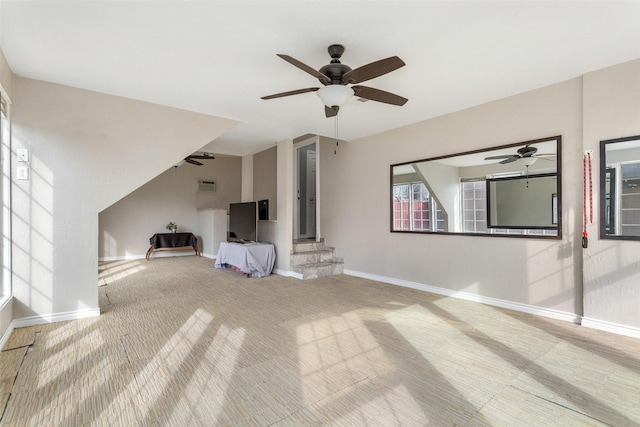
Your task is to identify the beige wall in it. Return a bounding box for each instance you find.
[253,146,277,220]
[10,77,237,321]
[319,59,640,335]
[320,77,584,319]
[582,58,640,332]
[99,156,242,260]
[0,48,13,101]
[241,155,253,202]
[257,139,293,273]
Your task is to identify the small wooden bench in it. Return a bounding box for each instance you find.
[146,232,201,260]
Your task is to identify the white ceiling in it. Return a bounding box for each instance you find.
[1,1,639,156]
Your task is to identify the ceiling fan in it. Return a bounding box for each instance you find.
[484,145,555,166]
[177,152,215,167]
[261,44,408,117]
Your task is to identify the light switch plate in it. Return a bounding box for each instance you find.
[17,166,29,180]
[17,148,29,162]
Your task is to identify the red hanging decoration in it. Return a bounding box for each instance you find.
[582,150,594,248]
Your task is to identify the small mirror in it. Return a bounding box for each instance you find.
[600,135,640,240]
[391,136,561,238]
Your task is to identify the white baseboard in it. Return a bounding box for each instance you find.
[273,268,303,279]
[200,252,218,260]
[99,255,142,262]
[12,307,101,329]
[99,252,199,262]
[0,308,100,350]
[344,269,581,324]
[0,322,15,351]
[581,317,640,339]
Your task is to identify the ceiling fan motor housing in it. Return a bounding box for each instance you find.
[518,146,537,156]
[319,44,351,85]
[327,44,345,59]
[319,63,351,85]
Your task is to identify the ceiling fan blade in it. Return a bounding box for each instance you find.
[325,105,339,118]
[484,155,517,160]
[185,158,203,166]
[342,56,405,84]
[499,157,518,164]
[261,87,320,100]
[277,54,331,84]
[352,85,408,106]
[187,155,215,159]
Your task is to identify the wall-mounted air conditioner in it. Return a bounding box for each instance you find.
[198,180,216,192]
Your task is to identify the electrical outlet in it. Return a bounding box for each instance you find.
[17,148,29,162]
[17,166,29,180]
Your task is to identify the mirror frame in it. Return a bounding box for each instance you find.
[390,135,562,239]
[600,134,640,241]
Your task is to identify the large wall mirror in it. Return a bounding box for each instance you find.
[391,136,562,239]
[600,134,640,240]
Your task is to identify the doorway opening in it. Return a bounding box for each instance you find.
[294,137,319,241]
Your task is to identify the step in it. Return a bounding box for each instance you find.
[290,249,335,266]
[292,239,326,253]
[292,261,344,280]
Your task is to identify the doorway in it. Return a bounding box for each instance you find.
[294,137,318,240]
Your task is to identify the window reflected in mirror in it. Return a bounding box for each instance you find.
[391,136,562,239]
[600,135,640,240]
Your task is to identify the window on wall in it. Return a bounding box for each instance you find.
[620,162,640,236]
[393,182,444,232]
[461,179,557,236]
[461,180,487,233]
[411,183,431,231]
[0,95,7,299]
[393,183,410,230]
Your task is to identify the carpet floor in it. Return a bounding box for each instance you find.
[0,256,639,426]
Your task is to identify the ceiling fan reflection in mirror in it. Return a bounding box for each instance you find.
[484,145,555,166]
[485,144,556,186]
[174,152,215,168]
[261,44,408,117]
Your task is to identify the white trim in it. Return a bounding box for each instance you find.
[0,295,10,312]
[344,269,580,324]
[12,307,100,329]
[581,317,640,339]
[0,296,14,350]
[0,307,100,350]
[0,320,15,351]
[199,253,218,260]
[1,98,12,309]
[99,252,197,262]
[273,268,303,279]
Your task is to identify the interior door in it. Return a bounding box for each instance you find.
[295,140,318,240]
[305,150,317,238]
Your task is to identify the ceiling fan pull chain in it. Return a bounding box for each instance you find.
[334,115,339,155]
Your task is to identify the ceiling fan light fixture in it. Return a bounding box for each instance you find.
[317,85,354,107]
[517,157,537,166]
